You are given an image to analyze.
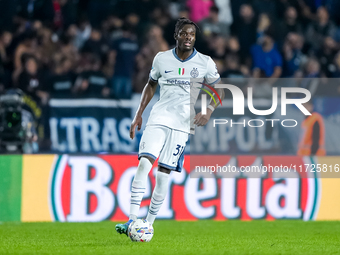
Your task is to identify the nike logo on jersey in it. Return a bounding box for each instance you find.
[165,70,173,73]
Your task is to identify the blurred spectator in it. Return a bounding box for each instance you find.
[323,0,340,25]
[147,24,169,52]
[151,8,176,47]
[256,13,278,42]
[226,36,240,55]
[278,6,303,44]
[110,24,139,98]
[209,36,239,71]
[81,27,109,62]
[0,32,8,73]
[16,55,48,104]
[14,30,38,71]
[59,34,79,69]
[66,20,91,50]
[305,6,337,52]
[299,58,321,96]
[125,13,144,44]
[74,55,109,98]
[221,53,247,89]
[215,0,233,26]
[230,0,248,23]
[316,37,338,77]
[331,51,340,78]
[134,46,153,93]
[186,0,214,23]
[214,58,224,74]
[134,25,169,93]
[207,35,227,62]
[303,58,321,79]
[48,57,75,98]
[282,33,307,77]
[0,31,13,62]
[251,31,283,79]
[0,30,14,91]
[298,101,326,156]
[105,15,124,42]
[199,6,229,38]
[231,4,257,62]
[297,0,316,23]
[38,26,58,68]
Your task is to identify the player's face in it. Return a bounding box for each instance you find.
[176,24,196,52]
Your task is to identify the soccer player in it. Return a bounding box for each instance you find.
[116,17,224,236]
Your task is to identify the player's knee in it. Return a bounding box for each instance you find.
[141,156,155,165]
[158,166,171,174]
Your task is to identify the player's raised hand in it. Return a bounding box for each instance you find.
[130,115,143,139]
[194,109,212,127]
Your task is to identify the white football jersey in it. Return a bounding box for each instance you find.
[147,48,220,134]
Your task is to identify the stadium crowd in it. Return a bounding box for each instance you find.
[1,0,340,102]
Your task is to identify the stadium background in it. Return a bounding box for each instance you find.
[1,0,340,223]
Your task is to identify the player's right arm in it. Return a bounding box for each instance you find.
[130,78,158,139]
[130,52,162,139]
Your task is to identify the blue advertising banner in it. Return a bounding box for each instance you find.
[49,98,134,153]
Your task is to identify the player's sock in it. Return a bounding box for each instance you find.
[146,171,169,224]
[129,214,137,221]
[129,157,153,219]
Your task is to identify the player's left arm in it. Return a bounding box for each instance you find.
[194,58,224,127]
[194,83,224,126]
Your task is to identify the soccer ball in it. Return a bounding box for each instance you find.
[128,219,154,242]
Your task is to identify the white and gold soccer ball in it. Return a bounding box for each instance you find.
[128,219,154,242]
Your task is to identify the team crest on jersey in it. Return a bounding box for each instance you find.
[190,68,199,78]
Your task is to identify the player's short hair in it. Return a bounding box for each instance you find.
[174,17,200,35]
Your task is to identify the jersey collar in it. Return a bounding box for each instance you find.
[172,48,197,62]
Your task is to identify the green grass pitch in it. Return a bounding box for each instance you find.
[0,221,340,254]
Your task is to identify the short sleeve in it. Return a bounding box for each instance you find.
[149,53,161,82]
[205,57,220,85]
